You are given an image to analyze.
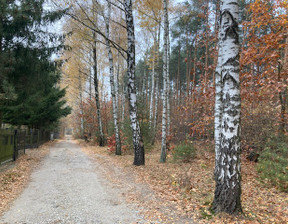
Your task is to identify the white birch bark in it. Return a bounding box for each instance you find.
[121,85,126,128]
[124,0,145,165]
[151,23,161,145]
[167,24,171,136]
[151,76,159,146]
[142,66,146,98]
[160,0,169,163]
[213,0,242,214]
[149,47,155,130]
[104,2,121,155]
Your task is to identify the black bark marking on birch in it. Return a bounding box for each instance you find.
[223,55,240,67]
[220,11,239,43]
[222,72,239,87]
[228,2,238,5]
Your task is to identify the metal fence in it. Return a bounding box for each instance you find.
[0,129,51,165]
[0,129,16,164]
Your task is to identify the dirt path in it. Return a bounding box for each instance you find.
[0,140,145,224]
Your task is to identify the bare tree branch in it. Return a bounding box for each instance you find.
[65,11,127,59]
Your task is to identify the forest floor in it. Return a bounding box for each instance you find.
[81,139,288,224]
[0,138,287,223]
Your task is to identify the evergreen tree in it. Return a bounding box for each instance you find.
[0,0,70,128]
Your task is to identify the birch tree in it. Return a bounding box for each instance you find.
[213,0,242,214]
[149,45,156,129]
[124,0,145,165]
[104,2,121,155]
[166,24,171,136]
[160,0,169,163]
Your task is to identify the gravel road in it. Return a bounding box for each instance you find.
[0,140,144,224]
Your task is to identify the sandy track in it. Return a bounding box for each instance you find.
[0,140,144,224]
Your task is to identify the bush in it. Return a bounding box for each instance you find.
[107,133,129,153]
[173,141,196,163]
[121,115,153,153]
[257,138,288,192]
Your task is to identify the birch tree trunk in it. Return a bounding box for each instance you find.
[167,24,171,136]
[160,0,169,163]
[151,77,159,146]
[213,0,242,214]
[204,0,209,89]
[124,0,145,165]
[151,23,161,145]
[121,85,126,128]
[104,2,121,155]
[93,37,105,146]
[149,44,156,130]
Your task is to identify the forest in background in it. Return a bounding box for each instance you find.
[59,0,287,195]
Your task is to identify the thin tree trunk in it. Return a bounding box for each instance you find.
[92,33,105,146]
[204,0,209,88]
[149,43,156,129]
[151,77,159,146]
[212,0,242,214]
[186,33,190,99]
[116,34,121,117]
[151,22,161,145]
[92,3,105,146]
[160,0,169,163]
[191,31,198,99]
[104,2,121,155]
[121,85,126,128]
[0,17,3,126]
[78,72,84,138]
[146,68,150,107]
[212,0,220,87]
[142,63,146,98]
[177,46,181,108]
[279,37,288,136]
[167,24,171,136]
[124,0,145,166]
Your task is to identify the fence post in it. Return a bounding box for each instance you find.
[13,130,18,161]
